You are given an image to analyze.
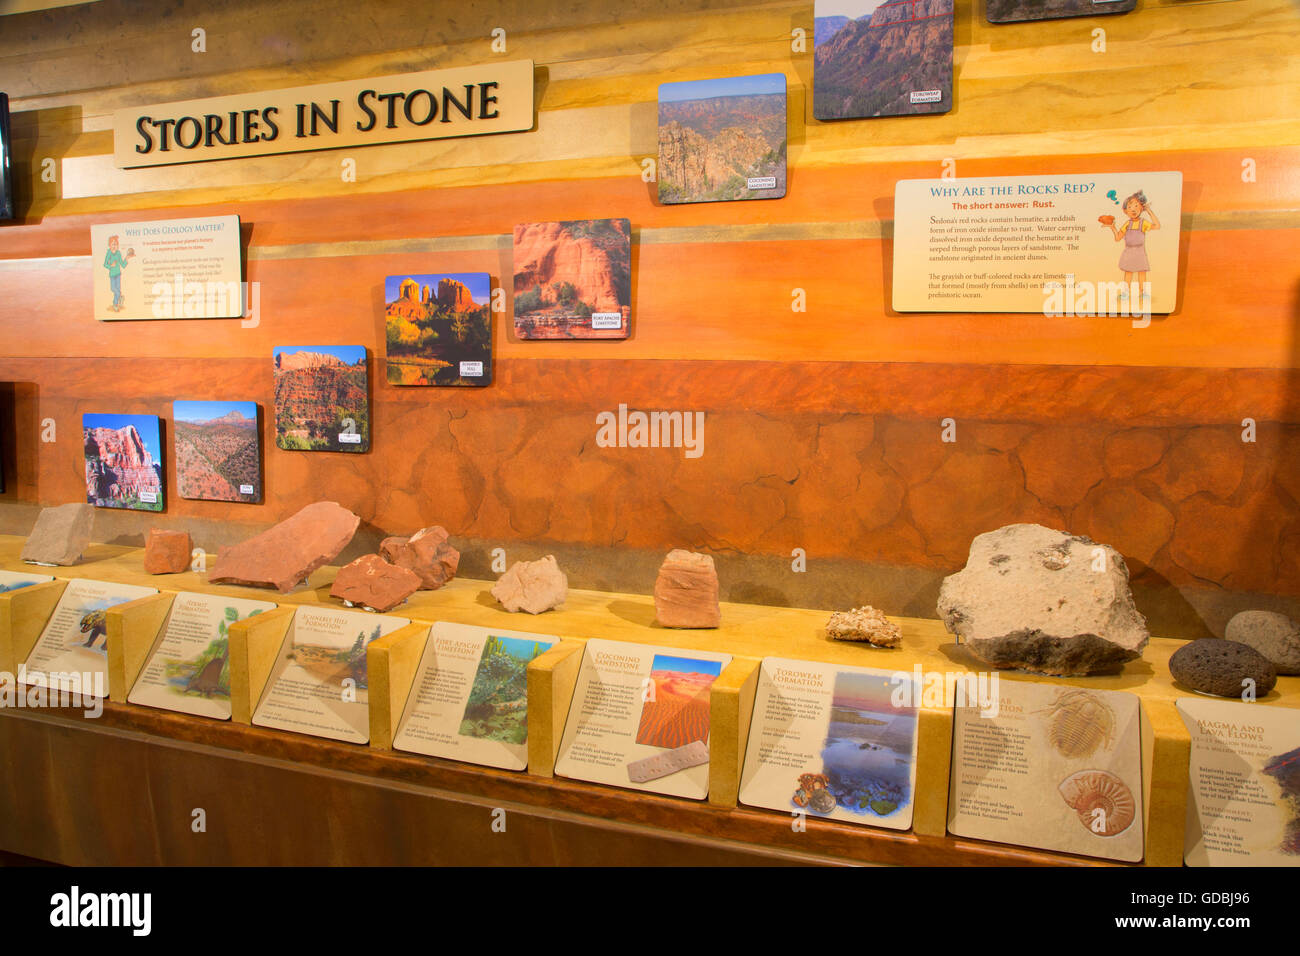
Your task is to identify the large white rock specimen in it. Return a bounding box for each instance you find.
[937,523,1149,676]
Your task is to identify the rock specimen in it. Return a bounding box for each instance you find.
[144,529,191,574]
[936,523,1149,676]
[330,554,420,612]
[1225,610,1300,675]
[491,555,568,614]
[379,525,459,590]
[209,501,360,593]
[653,549,720,629]
[1169,638,1278,698]
[21,503,94,565]
[826,605,902,648]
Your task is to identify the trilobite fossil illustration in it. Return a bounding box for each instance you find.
[1058,769,1136,837]
[1038,689,1116,759]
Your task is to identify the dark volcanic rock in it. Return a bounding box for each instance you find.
[21,503,94,565]
[208,501,360,592]
[1170,638,1277,698]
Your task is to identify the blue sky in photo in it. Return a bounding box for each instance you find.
[273,345,366,365]
[490,635,558,661]
[173,400,257,424]
[82,413,161,462]
[649,654,724,677]
[659,73,785,103]
[384,272,491,304]
[815,0,888,20]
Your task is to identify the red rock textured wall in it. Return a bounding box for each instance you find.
[0,0,1297,638]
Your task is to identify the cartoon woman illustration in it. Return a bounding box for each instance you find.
[102,235,135,313]
[1101,191,1159,297]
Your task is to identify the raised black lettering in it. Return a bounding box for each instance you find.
[355,90,377,132]
[441,84,473,123]
[478,82,499,119]
[135,115,154,154]
[404,88,437,125]
[261,106,279,140]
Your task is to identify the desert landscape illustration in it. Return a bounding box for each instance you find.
[814,0,953,119]
[658,74,786,203]
[635,656,722,749]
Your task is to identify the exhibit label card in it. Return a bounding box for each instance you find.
[657,74,786,204]
[0,569,54,593]
[948,681,1144,862]
[814,0,954,120]
[392,622,558,770]
[273,346,370,452]
[91,215,243,321]
[20,578,158,697]
[385,273,493,386]
[128,592,278,720]
[554,639,731,799]
[986,0,1136,24]
[252,606,409,744]
[892,171,1182,315]
[739,658,920,829]
[1178,697,1300,867]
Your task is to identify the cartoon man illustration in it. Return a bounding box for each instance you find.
[102,235,135,313]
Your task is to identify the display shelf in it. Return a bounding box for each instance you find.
[2,534,1297,867]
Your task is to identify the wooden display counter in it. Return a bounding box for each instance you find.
[1,535,1296,867]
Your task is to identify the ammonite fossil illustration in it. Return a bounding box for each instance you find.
[1058,769,1136,837]
[809,788,836,814]
[1038,689,1116,759]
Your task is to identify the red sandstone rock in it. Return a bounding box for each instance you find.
[330,554,420,612]
[209,501,360,592]
[434,277,476,311]
[144,529,191,574]
[653,549,720,628]
[84,424,162,502]
[512,220,628,314]
[491,555,568,614]
[274,350,344,372]
[379,526,459,590]
[21,503,94,566]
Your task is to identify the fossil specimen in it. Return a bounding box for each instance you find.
[1058,769,1136,837]
[1039,689,1116,759]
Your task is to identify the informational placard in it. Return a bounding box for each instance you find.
[91,215,243,321]
[392,622,558,770]
[739,658,920,830]
[20,578,157,697]
[252,607,409,744]
[1178,697,1300,867]
[893,171,1182,315]
[554,639,731,799]
[0,569,54,593]
[128,592,278,720]
[948,681,1144,862]
[113,60,536,169]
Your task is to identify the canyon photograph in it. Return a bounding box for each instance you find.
[272,345,370,452]
[385,272,492,386]
[512,218,632,339]
[173,400,262,503]
[657,73,786,204]
[814,0,953,120]
[986,0,1135,23]
[82,412,164,511]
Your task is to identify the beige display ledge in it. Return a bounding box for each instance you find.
[2,534,1297,867]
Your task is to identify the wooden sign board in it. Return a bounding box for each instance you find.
[113,59,535,168]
